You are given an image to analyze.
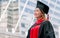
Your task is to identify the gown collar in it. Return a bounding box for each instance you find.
[35,18,44,25]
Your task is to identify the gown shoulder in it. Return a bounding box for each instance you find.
[39,20,56,38]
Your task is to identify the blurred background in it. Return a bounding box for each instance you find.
[0,0,60,38]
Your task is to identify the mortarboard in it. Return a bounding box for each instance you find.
[36,1,49,14]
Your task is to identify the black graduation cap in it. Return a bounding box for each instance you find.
[36,1,49,14]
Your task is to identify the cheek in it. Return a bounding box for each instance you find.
[34,12,41,17]
[34,12,38,16]
[37,13,41,17]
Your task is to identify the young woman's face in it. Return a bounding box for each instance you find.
[34,8,43,18]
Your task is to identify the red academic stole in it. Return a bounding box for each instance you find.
[30,18,44,38]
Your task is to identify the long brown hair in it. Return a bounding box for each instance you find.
[40,9,47,21]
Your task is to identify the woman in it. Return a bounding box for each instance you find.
[27,1,55,38]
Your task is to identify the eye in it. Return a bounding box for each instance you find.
[36,10,38,11]
[35,10,39,12]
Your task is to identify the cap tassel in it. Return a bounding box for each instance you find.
[47,14,49,21]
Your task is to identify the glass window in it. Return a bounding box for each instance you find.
[49,9,54,14]
[53,17,57,21]
[49,3,54,8]
[54,11,60,17]
[21,23,25,28]
[13,9,18,11]
[8,13,12,16]
[53,24,58,29]
[8,9,13,11]
[20,6,23,11]
[7,16,13,19]
[2,0,9,2]
[16,0,18,2]
[0,0,2,2]
[52,17,60,24]
[22,15,27,17]
[51,0,56,2]
[8,9,18,11]
[55,31,59,36]
[24,8,34,14]
[57,0,60,5]
[7,15,13,21]
[21,31,25,35]
[7,24,13,28]
[27,1,36,7]
[8,28,12,32]
[41,0,48,5]
[20,0,26,3]
[7,20,13,24]
[55,6,60,11]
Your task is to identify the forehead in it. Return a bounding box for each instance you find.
[35,8,40,11]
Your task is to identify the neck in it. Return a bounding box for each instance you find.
[37,17,42,20]
[37,16,46,21]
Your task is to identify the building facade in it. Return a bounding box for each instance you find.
[20,0,60,38]
[0,0,60,38]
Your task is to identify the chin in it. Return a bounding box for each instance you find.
[34,15,39,18]
[35,16,38,18]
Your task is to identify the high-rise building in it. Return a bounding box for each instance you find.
[0,0,19,38]
[0,0,19,32]
[0,0,1,17]
[7,0,19,33]
[0,0,8,32]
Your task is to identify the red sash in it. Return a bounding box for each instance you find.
[30,18,44,38]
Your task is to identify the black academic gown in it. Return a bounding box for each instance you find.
[27,21,55,38]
